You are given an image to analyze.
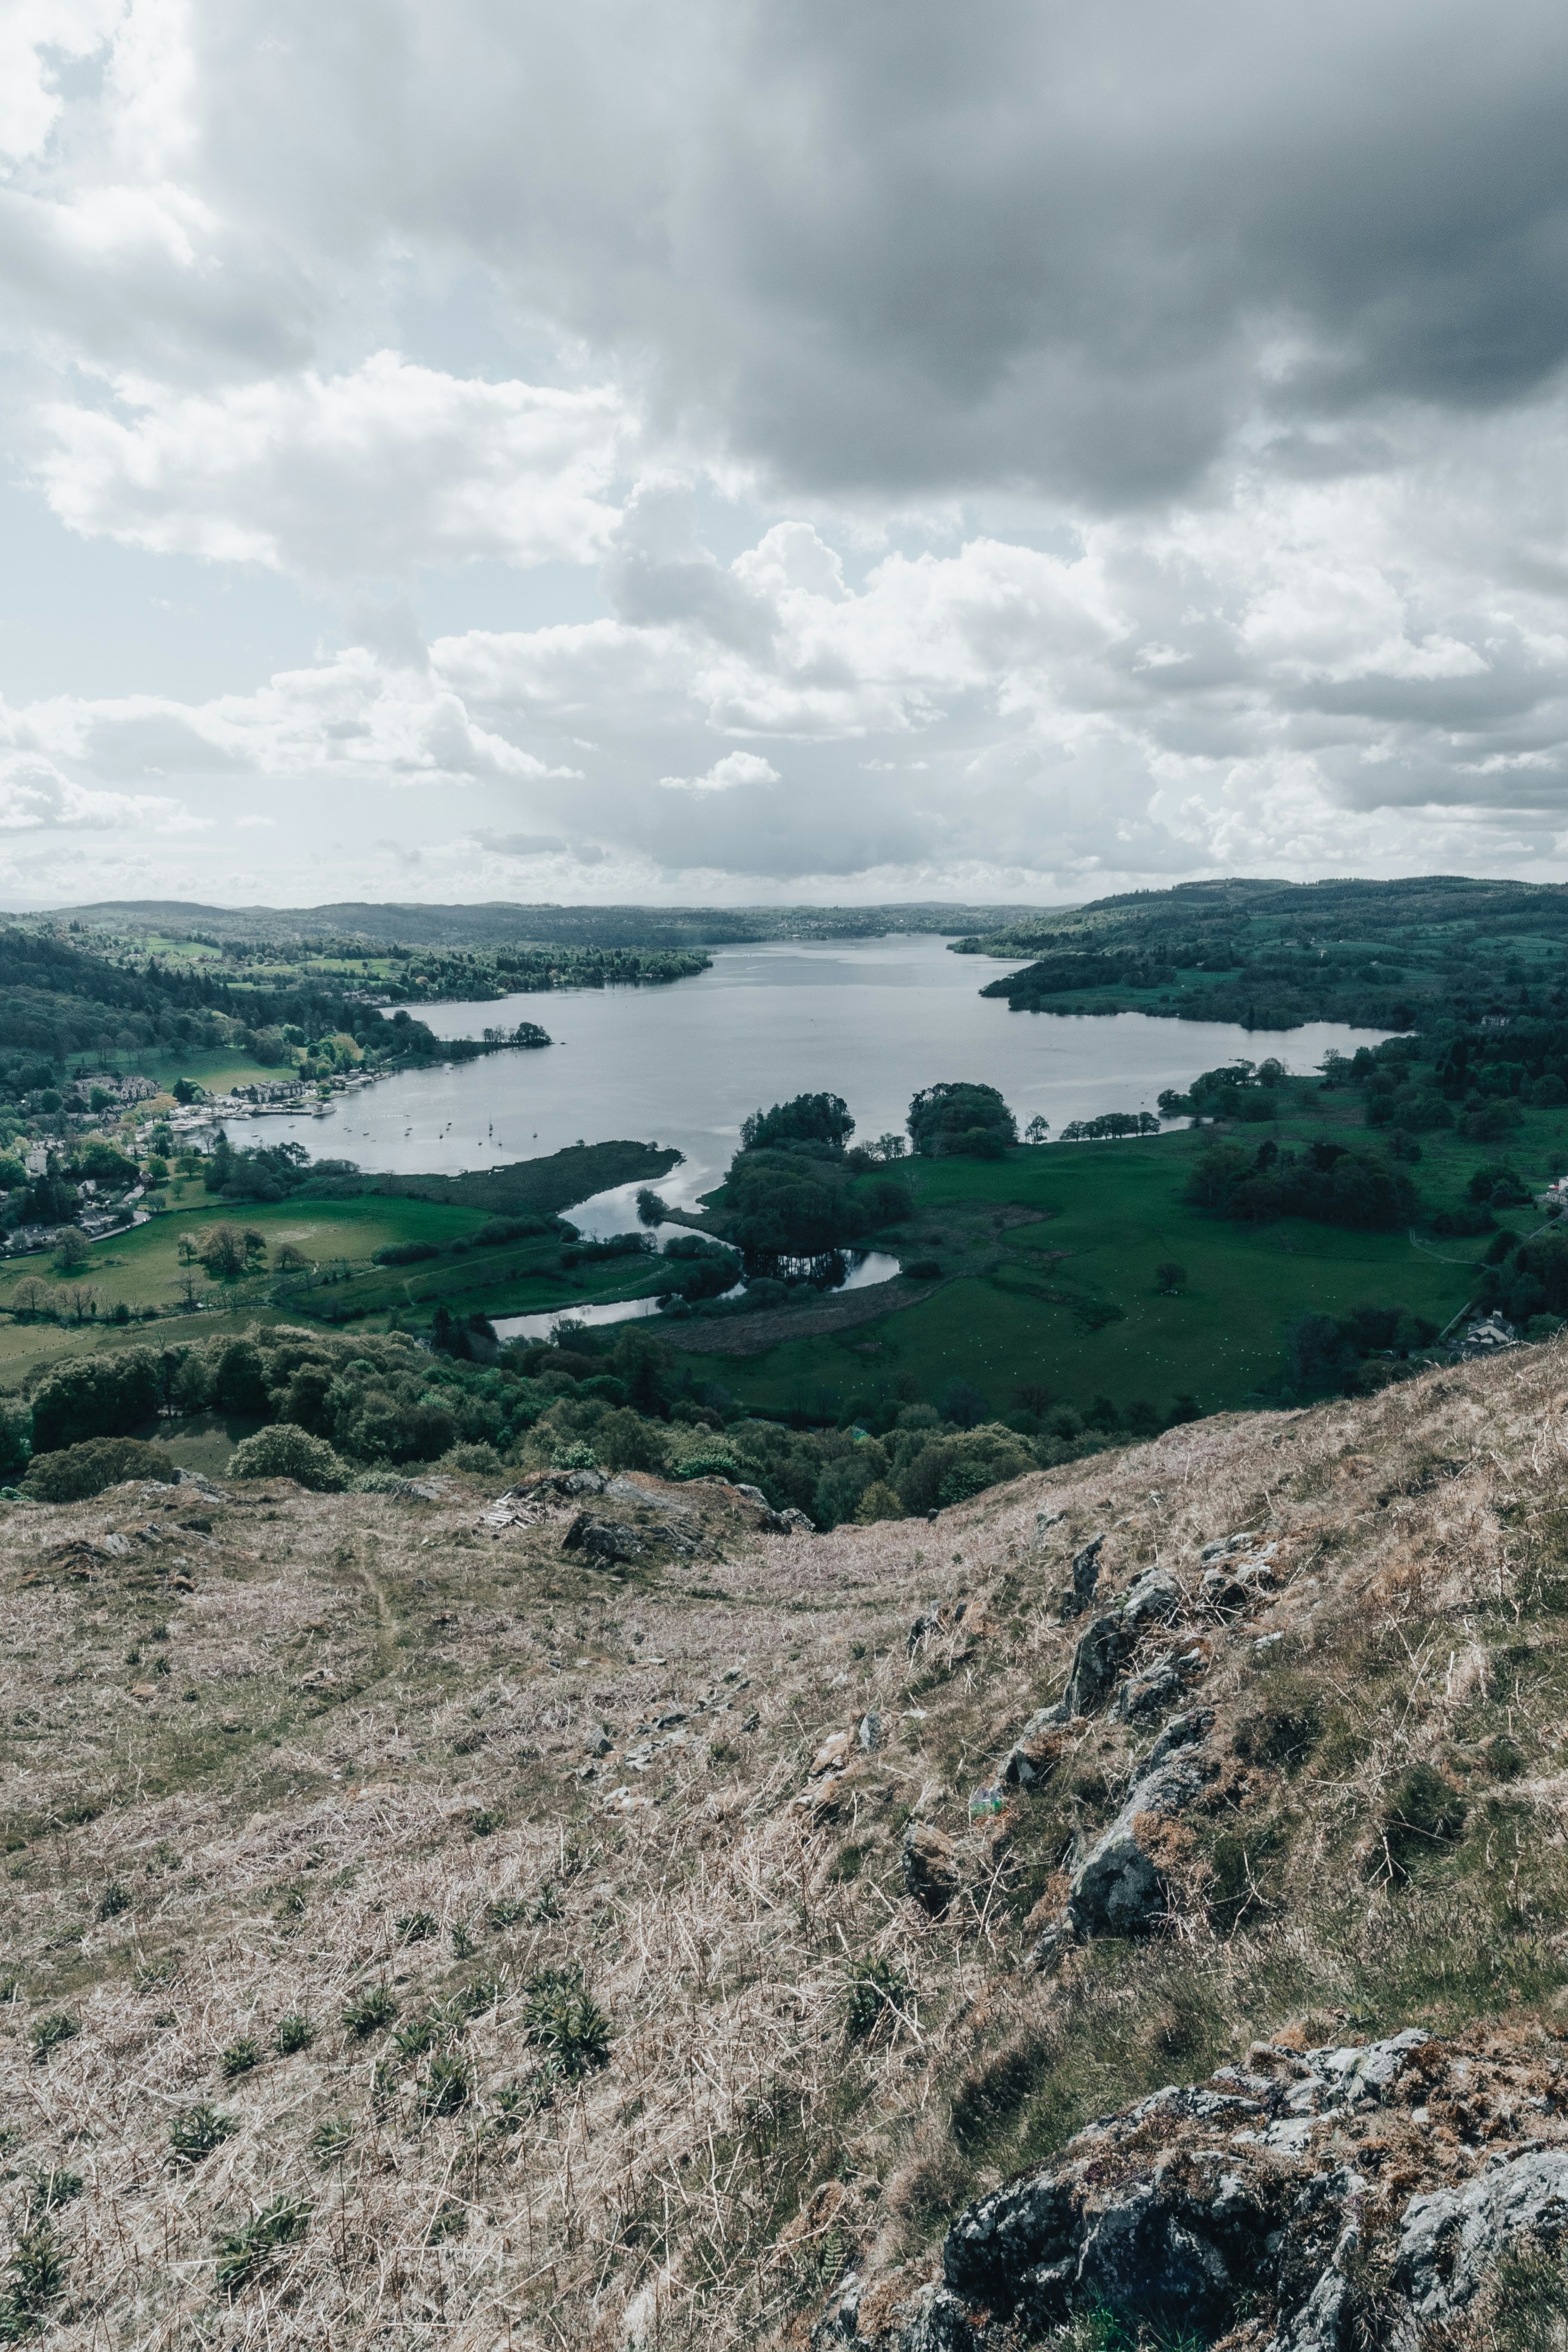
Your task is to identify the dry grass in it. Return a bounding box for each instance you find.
[6,1343,1568,2345]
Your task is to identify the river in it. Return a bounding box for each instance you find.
[222,934,1392,1240]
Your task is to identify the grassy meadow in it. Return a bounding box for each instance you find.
[674,1083,1568,1420]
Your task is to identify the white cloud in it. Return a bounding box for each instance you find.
[659,751,779,793]
[0,751,196,832]
[35,353,631,578]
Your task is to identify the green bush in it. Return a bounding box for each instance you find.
[522,1968,611,2077]
[341,1984,398,2038]
[20,1436,179,1504]
[843,1956,912,2042]
[170,2105,236,2164]
[226,1423,348,1490]
[30,1348,160,1454]
[419,2054,472,2116]
[219,2036,259,2079]
[274,2014,314,2056]
[0,2227,66,2335]
[215,2196,311,2297]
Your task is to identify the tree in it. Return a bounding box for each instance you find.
[53,1230,91,1274]
[177,1235,198,1266]
[1155,1260,1187,1294]
[65,1284,99,1326]
[1013,1382,1052,1417]
[12,1278,51,1321]
[740,1094,855,1154]
[1025,1115,1051,1144]
[274,1243,308,1275]
[908,1083,1017,1159]
[30,1348,160,1453]
[198,1224,248,1279]
[872,1133,908,1162]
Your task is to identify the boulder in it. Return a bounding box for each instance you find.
[902,1821,960,1915]
[1395,2146,1568,2333]
[561,1514,645,1564]
[1067,1711,1215,1937]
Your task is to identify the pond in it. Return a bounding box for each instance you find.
[224,933,1393,1244]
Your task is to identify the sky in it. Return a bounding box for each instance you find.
[5,1,1568,912]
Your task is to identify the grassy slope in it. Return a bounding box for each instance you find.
[4,1342,1568,2345]
[678,1089,1568,1418]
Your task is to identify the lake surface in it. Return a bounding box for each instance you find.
[225,935,1392,1235]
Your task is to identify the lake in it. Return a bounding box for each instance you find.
[223,934,1392,1238]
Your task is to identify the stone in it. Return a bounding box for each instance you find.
[1067,1711,1215,1937]
[1060,1533,1103,1619]
[780,1508,816,1534]
[858,1712,882,1753]
[901,1821,960,1915]
[1000,1708,1066,1788]
[1110,1643,1207,1723]
[811,1731,853,1777]
[1060,1610,1137,1716]
[1120,1567,1183,1628]
[1395,2146,1568,2330]
[1200,1542,1280,1612]
[561,1514,645,1564]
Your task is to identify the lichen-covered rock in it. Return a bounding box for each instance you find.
[1059,1533,1102,1620]
[1067,1709,1215,1936]
[820,2026,1567,2350]
[562,1513,645,1563]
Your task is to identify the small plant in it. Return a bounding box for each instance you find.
[27,2169,82,2216]
[843,1956,913,2044]
[530,1882,562,1922]
[0,2228,66,2335]
[310,2116,354,2167]
[29,2013,78,2066]
[341,1984,398,2038]
[394,2015,440,2060]
[419,2053,472,2117]
[96,1880,131,1921]
[1382,1763,1469,1879]
[522,1967,611,2078]
[274,2013,315,2056]
[132,1958,179,1993]
[275,1885,307,1921]
[170,2105,237,2165]
[485,1895,531,1930]
[214,2196,311,2296]
[220,2036,260,2079]
[426,2199,468,2244]
[396,1909,438,1943]
[449,1918,478,1958]
[457,1971,506,2018]
[468,1808,506,1838]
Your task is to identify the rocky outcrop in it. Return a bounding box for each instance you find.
[1065,1708,1215,1937]
[814,2027,1568,2350]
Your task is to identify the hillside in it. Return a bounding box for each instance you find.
[5,1343,1568,2345]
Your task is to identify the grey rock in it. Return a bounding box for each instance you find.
[1200,1530,1259,1561]
[1120,1567,1183,1628]
[562,1468,608,1496]
[1395,2146,1568,2330]
[858,1711,882,1753]
[779,1507,816,1533]
[1000,1704,1066,1787]
[1067,1711,1215,1936]
[1060,1610,1137,1716]
[1061,1533,1103,1620]
[562,1514,645,1565]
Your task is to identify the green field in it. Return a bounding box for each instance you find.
[670,1091,1568,1422]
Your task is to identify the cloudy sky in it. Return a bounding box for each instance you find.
[4,0,1568,910]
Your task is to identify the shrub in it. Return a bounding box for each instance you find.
[20,1436,179,1503]
[274,2014,314,2056]
[170,2105,236,2164]
[1,2228,66,2333]
[227,1423,348,1490]
[372,1241,442,1265]
[30,1348,160,1453]
[310,2117,354,2166]
[855,1480,904,1522]
[419,2054,472,2116]
[215,2197,311,2297]
[843,1956,912,2042]
[905,1259,943,1280]
[522,1968,611,2077]
[341,1985,398,2038]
